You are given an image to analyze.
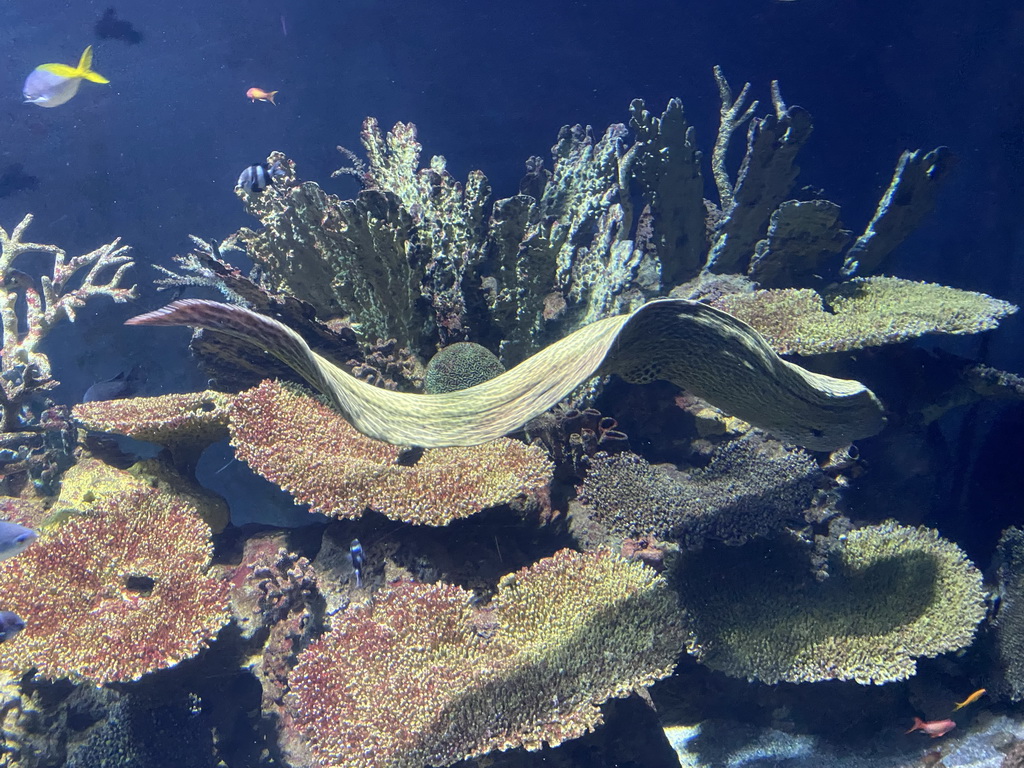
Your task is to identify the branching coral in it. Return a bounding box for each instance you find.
[284,548,683,768]
[228,379,553,524]
[712,277,1018,355]
[0,486,229,683]
[0,214,136,384]
[678,523,986,684]
[0,215,134,493]
[578,434,821,547]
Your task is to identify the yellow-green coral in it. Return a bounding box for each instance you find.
[713,276,1018,355]
[679,522,986,684]
[285,548,683,768]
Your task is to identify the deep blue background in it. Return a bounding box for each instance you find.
[1,0,1021,524]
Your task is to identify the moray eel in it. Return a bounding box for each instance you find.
[126,298,885,451]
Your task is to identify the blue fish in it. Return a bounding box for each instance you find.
[0,521,36,561]
[350,539,365,588]
[0,611,25,642]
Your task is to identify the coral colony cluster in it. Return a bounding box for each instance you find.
[0,70,1022,768]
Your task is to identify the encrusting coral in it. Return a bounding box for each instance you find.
[283,548,683,768]
[0,486,229,684]
[229,379,553,524]
[712,277,1018,356]
[578,433,821,547]
[678,522,986,684]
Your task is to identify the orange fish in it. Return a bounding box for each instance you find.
[952,688,985,711]
[906,717,955,738]
[246,87,278,105]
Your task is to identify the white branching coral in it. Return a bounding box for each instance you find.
[0,214,136,379]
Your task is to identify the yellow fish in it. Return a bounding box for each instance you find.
[952,688,986,711]
[23,45,110,107]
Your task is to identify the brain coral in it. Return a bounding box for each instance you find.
[712,276,1018,355]
[424,341,505,394]
[229,379,552,525]
[679,522,986,684]
[0,487,229,683]
[578,434,821,547]
[285,548,683,768]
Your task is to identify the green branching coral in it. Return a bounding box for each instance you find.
[284,548,683,768]
[713,276,1018,355]
[678,522,986,684]
[578,435,821,547]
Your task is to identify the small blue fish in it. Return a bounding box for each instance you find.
[0,611,25,643]
[0,521,36,561]
[350,539,365,588]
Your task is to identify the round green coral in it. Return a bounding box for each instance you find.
[679,522,986,684]
[424,341,505,394]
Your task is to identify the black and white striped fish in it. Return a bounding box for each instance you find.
[237,161,284,194]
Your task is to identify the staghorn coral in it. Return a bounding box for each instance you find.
[283,548,683,768]
[678,523,986,684]
[423,341,505,394]
[0,214,133,493]
[712,277,1018,356]
[228,379,553,524]
[0,486,229,684]
[0,214,135,387]
[578,434,821,547]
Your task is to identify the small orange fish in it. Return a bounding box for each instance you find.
[906,717,956,738]
[246,87,278,105]
[952,687,985,711]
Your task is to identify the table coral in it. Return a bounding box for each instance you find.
[678,522,986,684]
[713,277,1018,355]
[0,486,229,683]
[228,379,553,524]
[72,389,232,447]
[284,548,683,768]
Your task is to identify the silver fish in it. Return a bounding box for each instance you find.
[0,521,37,561]
[23,46,109,108]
